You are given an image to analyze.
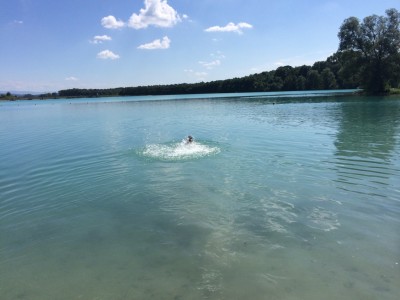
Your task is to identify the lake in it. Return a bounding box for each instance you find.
[0,91,399,300]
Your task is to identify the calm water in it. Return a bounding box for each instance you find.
[0,91,399,300]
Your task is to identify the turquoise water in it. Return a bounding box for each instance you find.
[0,91,399,299]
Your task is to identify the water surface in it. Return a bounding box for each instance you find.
[1,91,399,299]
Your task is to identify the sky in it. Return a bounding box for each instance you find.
[1,0,399,93]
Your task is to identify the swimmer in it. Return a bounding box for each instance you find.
[186,135,194,144]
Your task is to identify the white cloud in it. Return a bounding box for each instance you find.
[65,76,78,81]
[274,61,285,67]
[101,15,124,29]
[205,22,253,34]
[97,50,120,60]
[128,0,181,29]
[91,35,112,44]
[12,20,23,25]
[196,71,208,77]
[138,36,171,50]
[184,69,207,81]
[199,59,221,69]
[211,51,226,59]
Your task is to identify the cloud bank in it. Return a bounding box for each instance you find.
[138,36,171,50]
[205,22,253,34]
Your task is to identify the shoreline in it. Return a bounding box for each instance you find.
[4,88,400,102]
[1,89,363,102]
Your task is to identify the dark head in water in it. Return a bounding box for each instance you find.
[187,135,193,143]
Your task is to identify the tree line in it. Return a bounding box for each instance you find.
[55,8,400,98]
[58,53,352,98]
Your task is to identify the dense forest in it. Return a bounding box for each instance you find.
[57,52,355,98]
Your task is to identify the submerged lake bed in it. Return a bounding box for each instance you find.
[1,91,399,299]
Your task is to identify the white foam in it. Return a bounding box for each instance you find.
[307,207,340,232]
[260,199,297,233]
[141,141,220,161]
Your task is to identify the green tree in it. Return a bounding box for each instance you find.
[297,65,312,78]
[321,68,338,89]
[338,8,400,94]
[306,70,323,90]
[296,76,307,90]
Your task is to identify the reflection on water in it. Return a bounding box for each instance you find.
[335,99,399,159]
[0,93,399,300]
[334,98,400,198]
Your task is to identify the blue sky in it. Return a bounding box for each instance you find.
[1,0,399,92]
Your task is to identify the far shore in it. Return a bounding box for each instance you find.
[2,88,400,102]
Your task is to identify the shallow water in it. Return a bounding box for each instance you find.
[0,92,399,299]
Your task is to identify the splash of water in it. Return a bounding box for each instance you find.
[140,140,220,161]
